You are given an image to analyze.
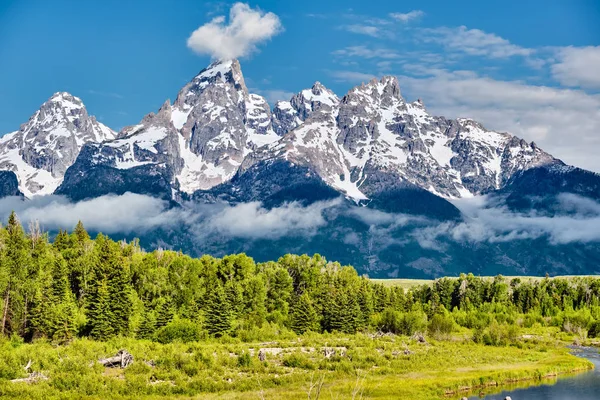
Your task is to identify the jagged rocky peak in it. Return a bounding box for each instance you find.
[291,81,339,119]
[271,81,339,136]
[0,91,115,197]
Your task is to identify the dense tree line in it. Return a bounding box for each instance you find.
[1,212,600,344]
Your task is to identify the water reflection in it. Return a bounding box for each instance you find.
[468,348,600,400]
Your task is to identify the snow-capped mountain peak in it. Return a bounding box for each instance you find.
[4,59,564,205]
[0,92,115,197]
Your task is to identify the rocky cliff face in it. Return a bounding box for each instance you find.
[0,171,22,198]
[249,76,558,202]
[56,60,283,199]
[0,92,115,197]
[0,59,571,203]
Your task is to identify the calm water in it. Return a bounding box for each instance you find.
[468,347,600,400]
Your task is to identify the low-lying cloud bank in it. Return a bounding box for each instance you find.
[1,192,599,249]
[414,194,600,249]
[0,193,338,240]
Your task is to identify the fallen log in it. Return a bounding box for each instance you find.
[98,349,134,368]
[11,372,48,384]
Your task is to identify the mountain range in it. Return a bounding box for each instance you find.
[2,59,599,278]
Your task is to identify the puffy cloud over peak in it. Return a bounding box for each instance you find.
[187,2,283,60]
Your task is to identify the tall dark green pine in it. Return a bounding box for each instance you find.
[48,258,77,341]
[205,284,231,337]
[155,299,175,329]
[86,236,132,338]
[290,293,319,334]
[99,238,132,336]
[88,278,114,340]
[1,211,29,336]
[327,291,360,334]
[73,221,90,245]
[137,308,157,340]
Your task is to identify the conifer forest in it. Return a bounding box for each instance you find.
[0,211,599,399]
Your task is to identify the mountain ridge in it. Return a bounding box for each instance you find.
[0,58,567,204]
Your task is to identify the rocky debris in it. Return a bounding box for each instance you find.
[258,350,266,362]
[98,349,134,368]
[322,347,347,359]
[411,333,427,343]
[368,331,396,339]
[10,371,49,384]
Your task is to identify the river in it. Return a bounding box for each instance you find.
[468,347,600,400]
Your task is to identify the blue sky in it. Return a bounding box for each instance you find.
[1,0,599,170]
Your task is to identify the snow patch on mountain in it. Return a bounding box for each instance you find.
[0,92,116,197]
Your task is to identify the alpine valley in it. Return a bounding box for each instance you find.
[2,59,599,278]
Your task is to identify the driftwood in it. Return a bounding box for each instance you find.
[11,372,48,384]
[98,349,134,368]
[323,348,336,359]
[258,350,266,362]
[411,333,427,343]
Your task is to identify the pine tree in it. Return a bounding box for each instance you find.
[155,298,175,329]
[137,307,157,340]
[1,211,30,336]
[204,284,231,337]
[290,293,319,334]
[48,258,77,341]
[73,221,90,245]
[88,279,114,340]
[96,238,132,336]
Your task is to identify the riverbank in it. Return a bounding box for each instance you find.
[0,332,594,399]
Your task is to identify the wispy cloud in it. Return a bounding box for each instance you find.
[343,24,381,37]
[389,10,425,22]
[332,45,399,59]
[551,46,600,90]
[329,70,377,83]
[420,26,532,58]
[414,194,600,247]
[260,89,295,104]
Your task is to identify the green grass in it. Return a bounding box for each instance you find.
[0,329,594,400]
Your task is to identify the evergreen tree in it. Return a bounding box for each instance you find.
[290,293,319,334]
[1,211,30,336]
[88,279,114,339]
[137,308,157,340]
[73,221,90,245]
[204,284,231,337]
[155,298,175,329]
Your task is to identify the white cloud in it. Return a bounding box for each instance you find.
[260,89,295,105]
[0,194,339,241]
[420,26,532,58]
[187,2,283,60]
[204,200,339,239]
[343,25,380,37]
[330,70,377,83]
[398,69,600,172]
[389,10,425,22]
[551,46,600,90]
[414,194,600,246]
[332,45,399,59]
[0,193,186,234]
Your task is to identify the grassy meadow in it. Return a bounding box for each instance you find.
[0,326,594,400]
